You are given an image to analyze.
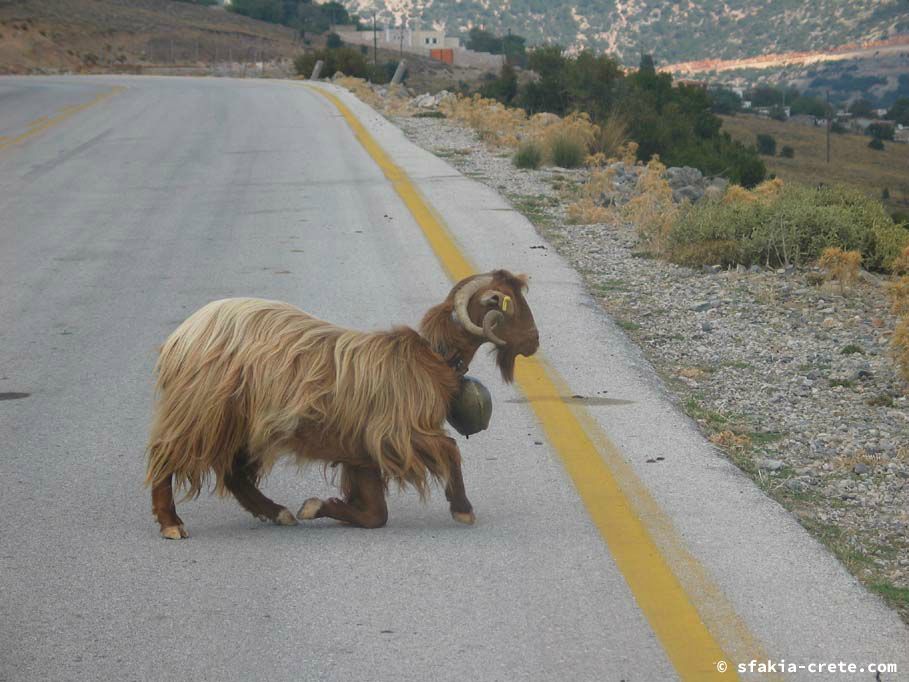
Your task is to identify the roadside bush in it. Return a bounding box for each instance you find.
[780,145,795,158]
[623,157,678,253]
[326,32,342,49]
[666,182,909,270]
[567,167,618,224]
[893,319,909,384]
[756,133,777,156]
[592,114,629,158]
[440,94,528,147]
[549,133,586,168]
[818,247,862,293]
[513,141,543,169]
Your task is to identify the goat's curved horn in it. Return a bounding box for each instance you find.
[482,309,506,346]
[453,275,494,338]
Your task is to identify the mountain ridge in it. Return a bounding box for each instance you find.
[335,0,909,65]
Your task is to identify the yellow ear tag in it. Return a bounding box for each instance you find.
[501,296,512,313]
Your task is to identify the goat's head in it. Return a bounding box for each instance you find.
[452,270,539,382]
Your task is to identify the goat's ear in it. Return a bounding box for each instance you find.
[480,290,514,315]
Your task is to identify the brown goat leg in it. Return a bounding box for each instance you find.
[297,466,388,529]
[151,475,188,539]
[224,453,297,526]
[413,433,475,525]
[443,447,475,525]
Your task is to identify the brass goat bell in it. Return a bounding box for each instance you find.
[447,375,492,437]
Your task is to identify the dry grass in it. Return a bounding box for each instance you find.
[566,166,619,224]
[894,318,909,384]
[440,94,529,147]
[623,156,678,253]
[888,246,909,386]
[440,95,600,166]
[335,77,414,115]
[818,247,862,293]
[720,114,909,214]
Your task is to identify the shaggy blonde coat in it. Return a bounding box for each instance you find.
[146,298,460,499]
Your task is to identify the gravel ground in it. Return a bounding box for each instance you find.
[395,113,909,621]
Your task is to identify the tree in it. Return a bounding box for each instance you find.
[790,95,828,117]
[769,105,788,121]
[867,122,895,141]
[848,98,874,118]
[228,0,283,23]
[708,87,742,115]
[518,45,569,114]
[502,34,527,67]
[480,63,518,104]
[887,97,909,126]
[638,53,656,77]
[748,84,783,107]
[756,133,776,156]
[326,32,342,49]
[466,28,503,54]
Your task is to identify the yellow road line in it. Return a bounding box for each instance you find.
[307,83,770,680]
[0,86,125,153]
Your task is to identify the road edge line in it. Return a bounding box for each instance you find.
[305,81,778,680]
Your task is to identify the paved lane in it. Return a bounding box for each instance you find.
[0,76,672,681]
[2,75,908,682]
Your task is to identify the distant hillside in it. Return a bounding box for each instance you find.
[338,0,909,65]
[0,0,299,73]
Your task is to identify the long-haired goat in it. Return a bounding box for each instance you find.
[146,270,538,539]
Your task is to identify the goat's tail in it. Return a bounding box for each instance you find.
[145,299,253,497]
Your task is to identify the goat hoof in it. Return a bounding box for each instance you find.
[297,498,323,520]
[275,508,298,526]
[452,511,476,526]
[160,525,189,540]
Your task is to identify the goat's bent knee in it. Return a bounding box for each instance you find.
[361,510,388,529]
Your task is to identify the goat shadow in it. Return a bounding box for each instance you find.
[505,395,634,407]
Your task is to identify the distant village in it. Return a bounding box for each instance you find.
[333,23,505,71]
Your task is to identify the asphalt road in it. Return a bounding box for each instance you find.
[1,76,907,681]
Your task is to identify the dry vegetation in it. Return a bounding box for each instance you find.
[0,0,300,73]
[438,95,610,167]
[720,114,909,214]
[891,246,909,382]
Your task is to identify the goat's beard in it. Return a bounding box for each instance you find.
[495,347,517,383]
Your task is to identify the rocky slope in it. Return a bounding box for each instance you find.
[338,0,909,65]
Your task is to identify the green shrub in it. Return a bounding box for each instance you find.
[868,137,885,151]
[666,182,909,270]
[549,134,585,168]
[326,32,342,49]
[513,140,544,169]
[780,145,795,158]
[756,133,776,156]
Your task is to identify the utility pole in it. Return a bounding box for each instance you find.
[373,11,378,67]
[826,89,831,164]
